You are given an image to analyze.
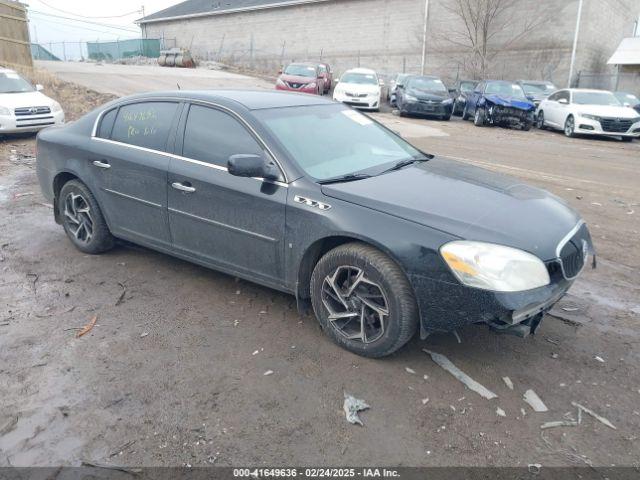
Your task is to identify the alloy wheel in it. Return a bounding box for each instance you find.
[321,265,389,344]
[564,116,574,137]
[537,112,545,129]
[63,192,94,244]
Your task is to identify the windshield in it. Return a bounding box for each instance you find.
[0,71,35,94]
[255,104,422,181]
[340,72,378,85]
[573,91,621,106]
[614,92,639,106]
[460,81,477,93]
[485,82,527,99]
[407,77,447,93]
[522,82,556,95]
[284,64,317,78]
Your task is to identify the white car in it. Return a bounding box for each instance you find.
[0,68,65,135]
[333,68,382,111]
[536,88,640,142]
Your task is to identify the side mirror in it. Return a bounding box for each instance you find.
[558,98,569,105]
[228,153,280,181]
[396,84,404,90]
[277,69,283,75]
[36,84,44,91]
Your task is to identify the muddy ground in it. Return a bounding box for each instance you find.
[1,64,639,469]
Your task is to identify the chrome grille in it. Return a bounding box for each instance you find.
[15,106,51,116]
[556,222,592,280]
[599,117,632,133]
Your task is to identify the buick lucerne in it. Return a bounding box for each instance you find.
[36,91,595,357]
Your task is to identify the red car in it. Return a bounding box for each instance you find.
[275,63,325,95]
[318,63,333,93]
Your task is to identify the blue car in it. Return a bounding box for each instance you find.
[463,80,536,130]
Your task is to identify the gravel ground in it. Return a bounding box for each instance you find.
[0,63,639,469]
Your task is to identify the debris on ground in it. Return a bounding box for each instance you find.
[423,349,497,400]
[421,398,429,405]
[540,420,578,430]
[81,461,142,474]
[528,464,542,474]
[139,331,149,338]
[496,407,506,417]
[545,337,559,345]
[502,376,514,390]
[252,350,259,356]
[343,393,370,426]
[0,415,18,436]
[263,370,274,376]
[76,315,97,338]
[115,282,126,306]
[523,389,548,412]
[109,439,136,457]
[571,402,616,430]
[594,356,605,363]
[551,353,559,359]
[405,367,416,374]
[453,330,462,343]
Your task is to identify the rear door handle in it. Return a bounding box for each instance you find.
[171,182,196,193]
[93,160,111,169]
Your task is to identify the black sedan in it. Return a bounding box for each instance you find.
[36,91,594,357]
[395,75,454,120]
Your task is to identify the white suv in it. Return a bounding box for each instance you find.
[0,68,65,135]
[333,68,382,111]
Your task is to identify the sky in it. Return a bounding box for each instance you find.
[27,0,180,59]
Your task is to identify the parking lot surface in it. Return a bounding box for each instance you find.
[1,63,639,468]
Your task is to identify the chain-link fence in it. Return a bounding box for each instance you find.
[31,38,170,63]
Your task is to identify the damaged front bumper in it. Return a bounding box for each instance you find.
[488,105,533,129]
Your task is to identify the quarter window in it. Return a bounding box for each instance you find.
[110,101,178,151]
[97,108,117,139]
[182,105,263,168]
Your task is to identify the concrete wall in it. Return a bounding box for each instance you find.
[143,0,640,85]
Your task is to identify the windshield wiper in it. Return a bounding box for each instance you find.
[379,155,432,174]
[317,173,373,185]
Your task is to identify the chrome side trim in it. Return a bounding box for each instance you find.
[294,195,331,210]
[102,187,163,209]
[168,207,277,243]
[90,97,289,183]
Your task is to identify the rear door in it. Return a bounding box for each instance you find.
[167,102,287,286]
[90,100,181,249]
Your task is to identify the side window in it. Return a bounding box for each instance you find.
[182,105,263,168]
[558,91,570,103]
[97,108,117,138]
[111,101,178,151]
[475,82,484,93]
[547,92,559,102]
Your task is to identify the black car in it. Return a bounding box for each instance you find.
[395,75,453,120]
[464,80,536,130]
[451,80,479,116]
[517,80,558,109]
[36,91,594,357]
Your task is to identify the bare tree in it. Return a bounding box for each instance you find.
[438,0,549,79]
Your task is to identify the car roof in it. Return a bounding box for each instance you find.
[287,62,317,67]
[344,68,377,75]
[113,90,334,111]
[518,80,554,84]
[407,75,440,79]
[566,88,613,93]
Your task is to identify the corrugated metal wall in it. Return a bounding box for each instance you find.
[0,0,32,67]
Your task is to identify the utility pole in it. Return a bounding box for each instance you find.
[140,5,146,38]
[567,0,583,88]
[420,0,430,75]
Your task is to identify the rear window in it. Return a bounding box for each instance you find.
[110,102,178,151]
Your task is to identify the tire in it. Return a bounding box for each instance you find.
[522,120,532,131]
[462,104,470,120]
[473,107,486,127]
[536,110,546,129]
[310,242,418,358]
[58,179,115,254]
[564,115,576,138]
[620,136,633,142]
[442,114,451,121]
[452,101,460,116]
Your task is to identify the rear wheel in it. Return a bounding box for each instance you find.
[564,115,576,138]
[59,179,114,254]
[310,243,418,358]
[462,104,470,120]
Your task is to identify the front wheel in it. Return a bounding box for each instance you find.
[536,111,546,129]
[462,104,470,120]
[310,243,418,358]
[564,115,576,138]
[59,179,115,254]
[473,107,486,127]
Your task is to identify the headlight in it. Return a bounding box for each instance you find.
[307,82,317,88]
[579,113,600,121]
[0,106,11,116]
[51,101,63,113]
[442,98,453,104]
[440,241,550,292]
[404,94,418,102]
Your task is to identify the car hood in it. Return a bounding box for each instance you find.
[408,89,448,101]
[0,91,55,109]
[279,74,316,84]
[337,83,380,95]
[574,104,640,119]
[321,158,581,260]
[484,94,534,110]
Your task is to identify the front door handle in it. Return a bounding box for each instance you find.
[171,182,196,193]
[92,160,111,169]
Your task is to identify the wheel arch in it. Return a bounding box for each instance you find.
[52,170,80,224]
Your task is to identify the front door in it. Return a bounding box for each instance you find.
[167,103,287,286]
[90,100,181,249]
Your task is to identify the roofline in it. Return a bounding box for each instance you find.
[136,0,334,24]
